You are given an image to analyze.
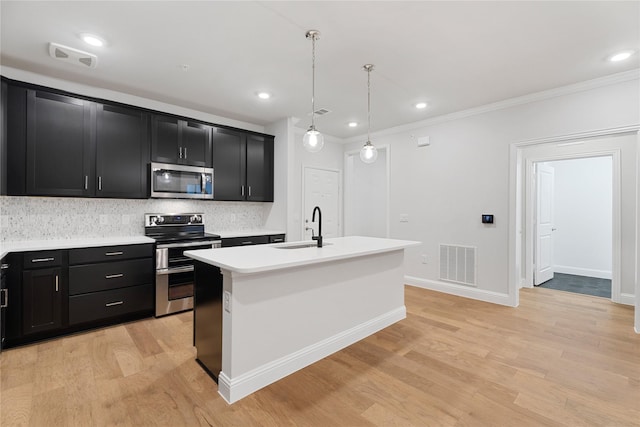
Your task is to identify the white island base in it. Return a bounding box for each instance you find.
[186,236,420,404]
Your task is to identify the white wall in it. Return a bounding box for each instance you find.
[343,75,639,306]
[551,157,612,279]
[344,148,388,237]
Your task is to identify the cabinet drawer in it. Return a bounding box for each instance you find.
[221,235,269,247]
[268,234,286,244]
[23,250,62,268]
[69,258,153,295]
[69,284,153,325]
[69,244,154,265]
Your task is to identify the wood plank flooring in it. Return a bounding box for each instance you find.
[1,286,638,426]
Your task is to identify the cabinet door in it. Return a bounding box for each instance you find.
[211,128,246,200]
[26,90,95,196]
[181,121,211,167]
[151,114,179,163]
[22,267,63,335]
[96,104,149,198]
[246,134,274,202]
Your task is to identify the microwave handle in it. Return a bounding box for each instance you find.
[201,173,206,194]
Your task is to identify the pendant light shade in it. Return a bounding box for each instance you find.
[303,30,324,153]
[360,141,378,163]
[360,64,378,164]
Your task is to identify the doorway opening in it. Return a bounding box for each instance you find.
[532,157,613,299]
[344,146,390,238]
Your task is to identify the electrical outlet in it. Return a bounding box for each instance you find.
[421,254,428,264]
[400,214,409,223]
[224,291,231,313]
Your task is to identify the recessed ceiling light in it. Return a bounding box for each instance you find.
[609,51,634,62]
[415,102,428,109]
[348,122,358,128]
[257,92,271,100]
[81,33,105,47]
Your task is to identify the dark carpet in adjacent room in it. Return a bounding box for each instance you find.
[537,273,611,298]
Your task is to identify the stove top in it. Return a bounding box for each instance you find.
[144,213,220,244]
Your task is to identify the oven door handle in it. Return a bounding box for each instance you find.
[157,240,221,249]
[157,265,195,275]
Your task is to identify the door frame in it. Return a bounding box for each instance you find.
[526,153,620,303]
[301,165,343,239]
[343,145,390,238]
[509,125,639,308]
[533,162,556,286]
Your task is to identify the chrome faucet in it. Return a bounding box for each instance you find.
[312,206,323,247]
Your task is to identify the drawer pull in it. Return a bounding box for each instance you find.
[272,238,284,242]
[31,257,55,263]
[105,301,124,307]
[241,241,254,245]
[105,251,124,256]
[105,273,124,279]
[55,275,59,292]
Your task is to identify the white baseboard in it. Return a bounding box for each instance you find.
[553,265,612,280]
[405,276,515,307]
[617,293,635,306]
[218,306,406,404]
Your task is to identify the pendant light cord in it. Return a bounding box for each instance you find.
[367,66,371,144]
[311,33,316,129]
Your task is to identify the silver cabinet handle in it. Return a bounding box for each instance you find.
[105,273,124,279]
[55,275,59,292]
[241,185,245,196]
[179,147,183,159]
[248,186,251,197]
[1,289,8,308]
[272,238,284,243]
[98,176,102,191]
[84,175,88,190]
[31,257,55,263]
[105,301,123,307]
[241,241,254,245]
[184,147,187,159]
[105,251,123,256]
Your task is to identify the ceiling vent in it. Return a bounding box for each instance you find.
[48,42,97,69]
[309,108,331,116]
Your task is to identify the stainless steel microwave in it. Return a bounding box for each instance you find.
[150,162,213,199]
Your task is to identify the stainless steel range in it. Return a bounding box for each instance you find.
[145,213,221,317]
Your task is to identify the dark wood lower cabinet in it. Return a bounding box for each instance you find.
[4,244,154,348]
[22,266,63,335]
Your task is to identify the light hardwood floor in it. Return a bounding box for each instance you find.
[1,286,638,426]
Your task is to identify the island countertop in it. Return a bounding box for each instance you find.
[185,235,420,274]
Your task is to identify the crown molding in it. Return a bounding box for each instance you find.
[343,69,640,143]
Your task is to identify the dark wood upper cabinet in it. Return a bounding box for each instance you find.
[211,128,246,201]
[151,114,211,167]
[246,134,274,202]
[212,128,273,202]
[25,90,95,197]
[96,104,149,198]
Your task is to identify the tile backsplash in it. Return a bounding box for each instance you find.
[0,196,270,241]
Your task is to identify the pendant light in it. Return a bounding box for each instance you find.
[303,30,324,153]
[360,64,378,164]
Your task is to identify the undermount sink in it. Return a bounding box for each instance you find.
[274,242,332,249]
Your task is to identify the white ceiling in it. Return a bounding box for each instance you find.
[1,1,638,139]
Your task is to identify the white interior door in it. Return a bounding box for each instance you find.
[535,163,555,285]
[303,167,340,240]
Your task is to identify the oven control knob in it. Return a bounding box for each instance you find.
[155,216,165,224]
[190,215,201,224]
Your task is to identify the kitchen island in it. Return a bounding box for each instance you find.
[185,236,420,403]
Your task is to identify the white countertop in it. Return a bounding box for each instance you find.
[212,229,286,239]
[185,236,421,274]
[0,236,155,259]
